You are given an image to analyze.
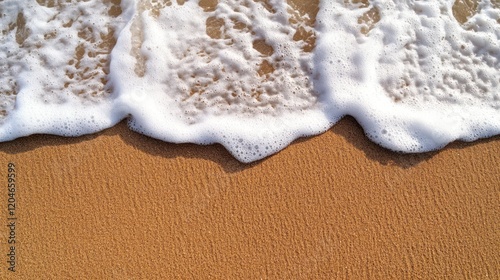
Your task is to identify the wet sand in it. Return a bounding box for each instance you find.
[0,117,499,278]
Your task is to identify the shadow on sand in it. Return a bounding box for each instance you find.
[1,116,499,172]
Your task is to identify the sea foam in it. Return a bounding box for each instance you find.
[1,0,499,162]
[316,0,500,153]
[0,0,127,139]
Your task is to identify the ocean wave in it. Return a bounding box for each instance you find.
[1,0,499,162]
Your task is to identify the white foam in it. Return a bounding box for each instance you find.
[110,0,330,162]
[315,0,500,153]
[0,0,128,139]
[1,0,499,162]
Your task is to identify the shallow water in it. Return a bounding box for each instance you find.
[1,0,499,162]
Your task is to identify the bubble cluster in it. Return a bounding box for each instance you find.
[110,0,330,161]
[0,0,127,139]
[316,0,500,153]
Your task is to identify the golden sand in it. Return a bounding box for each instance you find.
[0,118,499,278]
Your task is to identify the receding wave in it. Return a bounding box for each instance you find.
[1,0,499,162]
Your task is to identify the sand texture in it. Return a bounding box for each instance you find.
[0,118,499,279]
[0,0,499,278]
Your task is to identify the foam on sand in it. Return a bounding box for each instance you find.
[316,0,500,153]
[0,0,128,139]
[0,0,499,162]
[110,0,331,162]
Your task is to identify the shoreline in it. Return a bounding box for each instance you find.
[2,115,500,166]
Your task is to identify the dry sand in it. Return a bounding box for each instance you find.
[1,0,499,279]
[0,117,499,279]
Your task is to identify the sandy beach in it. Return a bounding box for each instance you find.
[1,0,499,278]
[0,117,499,278]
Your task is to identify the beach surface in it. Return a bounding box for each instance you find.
[0,117,499,278]
[1,0,499,278]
